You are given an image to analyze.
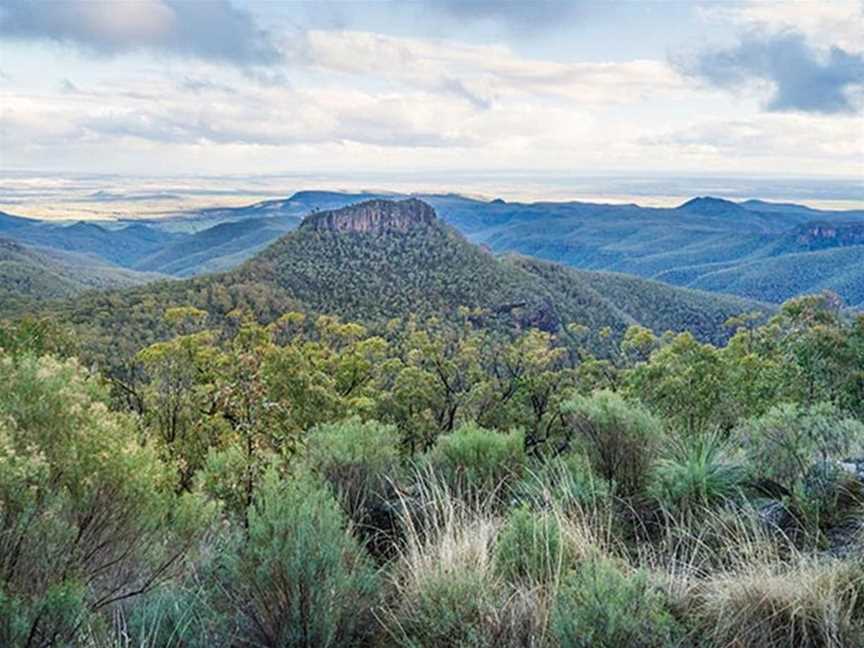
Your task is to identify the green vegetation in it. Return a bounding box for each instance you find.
[1,200,863,647]
[1,283,862,646]
[8,200,766,368]
[0,237,160,314]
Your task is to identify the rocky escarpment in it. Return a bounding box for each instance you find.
[793,221,864,249]
[299,198,437,234]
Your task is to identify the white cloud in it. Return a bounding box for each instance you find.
[289,30,689,106]
[702,0,864,53]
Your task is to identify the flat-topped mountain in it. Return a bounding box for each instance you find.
[4,191,862,309]
[36,199,764,365]
[300,198,437,234]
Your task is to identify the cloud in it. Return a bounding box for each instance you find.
[288,30,687,107]
[0,0,280,65]
[679,31,864,114]
[424,0,581,29]
[702,0,864,55]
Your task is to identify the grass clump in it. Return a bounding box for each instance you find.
[684,557,864,648]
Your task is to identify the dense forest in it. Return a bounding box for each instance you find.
[1,286,863,647]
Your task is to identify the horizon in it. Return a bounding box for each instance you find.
[3,170,864,222]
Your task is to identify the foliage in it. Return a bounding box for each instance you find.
[214,470,380,648]
[649,431,746,513]
[304,417,402,529]
[624,331,727,434]
[494,506,567,584]
[514,452,610,510]
[736,402,864,494]
[427,423,526,497]
[551,559,684,648]
[735,402,864,534]
[0,353,210,646]
[563,391,664,497]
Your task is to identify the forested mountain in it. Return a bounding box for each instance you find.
[0,238,162,310]
[2,192,861,307]
[32,199,762,365]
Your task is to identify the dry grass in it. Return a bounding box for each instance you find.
[377,467,864,648]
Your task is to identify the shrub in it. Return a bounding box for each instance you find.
[0,353,208,646]
[551,558,683,648]
[649,431,746,513]
[495,506,567,584]
[427,423,526,497]
[563,391,664,497]
[216,469,380,647]
[735,403,864,534]
[305,417,402,522]
[736,402,864,492]
[392,570,500,648]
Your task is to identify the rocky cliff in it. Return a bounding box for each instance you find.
[299,198,437,234]
[793,221,864,249]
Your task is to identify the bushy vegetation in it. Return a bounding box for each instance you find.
[551,558,684,648]
[1,289,863,647]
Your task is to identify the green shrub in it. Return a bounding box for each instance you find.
[0,353,208,646]
[391,571,500,648]
[736,403,864,534]
[305,417,402,522]
[650,431,746,513]
[736,402,864,492]
[217,470,380,647]
[428,423,526,496]
[563,391,664,497]
[495,506,567,583]
[551,559,683,648]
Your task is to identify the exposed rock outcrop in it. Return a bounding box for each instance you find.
[300,198,437,234]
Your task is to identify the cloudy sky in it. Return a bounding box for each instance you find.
[1,0,862,180]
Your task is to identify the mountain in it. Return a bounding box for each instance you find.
[419,194,864,307]
[0,210,37,232]
[667,246,864,308]
[5,219,183,267]
[0,238,162,312]
[4,191,861,308]
[132,216,298,276]
[39,199,765,364]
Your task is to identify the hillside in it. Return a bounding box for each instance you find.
[39,199,765,365]
[3,192,861,308]
[0,238,162,312]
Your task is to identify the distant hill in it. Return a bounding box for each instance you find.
[0,238,162,312]
[3,191,861,308]
[38,199,764,365]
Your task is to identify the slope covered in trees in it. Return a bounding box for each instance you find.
[0,237,162,311]
[27,199,764,366]
[1,286,862,647]
[2,192,861,308]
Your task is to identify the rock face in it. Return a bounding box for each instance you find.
[300,198,437,234]
[793,221,864,249]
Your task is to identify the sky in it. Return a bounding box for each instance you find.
[0,0,863,186]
